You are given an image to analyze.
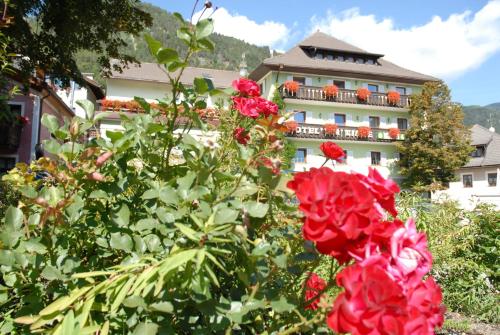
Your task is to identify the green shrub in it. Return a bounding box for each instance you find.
[0,180,19,219]
[397,193,499,323]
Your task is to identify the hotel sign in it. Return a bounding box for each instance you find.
[286,124,400,142]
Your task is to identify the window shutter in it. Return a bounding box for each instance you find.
[345,81,352,89]
[379,85,385,93]
[347,150,354,163]
[363,115,370,126]
[381,152,387,166]
[380,116,387,128]
[327,79,333,85]
[306,148,314,162]
[306,111,313,123]
[305,77,313,86]
[366,151,372,165]
[346,114,353,126]
[287,75,293,81]
[329,113,335,122]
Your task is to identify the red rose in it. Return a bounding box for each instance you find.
[406,276,445,334]
[320,142,345,162]
[358,168,400,217]
[232,96,278,119]
[233,127,250,145]
[232,78,260,97]
[304,273,327,310]
[327,259,408,335]
[258,157,280,175]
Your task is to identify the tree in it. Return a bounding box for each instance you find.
[2,0,152,84]
[397,81,472,191]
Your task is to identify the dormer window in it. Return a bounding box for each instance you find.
[327,54,334,60]
[346,56,354,62]
[356,58,364,64]
[470,145,485,158]
[336,55,344,61]
[366,59,374,65]
[315,52,324,60]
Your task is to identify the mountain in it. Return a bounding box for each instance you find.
[75,2,271,86]
[462,103,500,132]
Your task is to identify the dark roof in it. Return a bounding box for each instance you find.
[249,31,438,84]
[83,75,105,100]
[464,124,500,168]
[108,62,239,89]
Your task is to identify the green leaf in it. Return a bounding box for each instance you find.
[89,190,108,199]
[43,139,61,154]
[244,201,269,218]
[172,12,184,23]
[76,100,95,120]
[174,223,199,242]
[194,77,210,94]
[113,205,130,227]
[270,297,295,313]
[0,250,14,266]
[23,239,47,254]
[233,183,259,197]
[196,19,214,40]
[144,234,162,253]
[198,38,215,51]
[110,233,133,252]
[150,301,174,313]
[160,249,198,274]
[41,265,64,281]
[41,114,59,133]
[5,206,23,229]
[214,208,238,224]
[123,295,146,308]
[177,27,191,43]
[106,130,123,143]
[159,186,179,205]
[145,34,162,56]
[134,97,151,113]
[133,322,159,335]
[157,48,179,65]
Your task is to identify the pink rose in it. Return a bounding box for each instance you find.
[232,78,260,97]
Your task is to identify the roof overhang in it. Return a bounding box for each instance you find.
[300,45,384,59]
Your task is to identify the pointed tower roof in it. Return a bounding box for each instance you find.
[249,31,437,84]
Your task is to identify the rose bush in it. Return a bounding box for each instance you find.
[0,8,444,335]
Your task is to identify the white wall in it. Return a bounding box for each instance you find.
[433,167,500,210]
[106,79,171,102]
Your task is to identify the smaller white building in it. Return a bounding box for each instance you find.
[56,74,105,118]
[433,125,500,209]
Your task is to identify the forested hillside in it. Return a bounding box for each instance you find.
[75,2,271,85]
[462,103,500,131]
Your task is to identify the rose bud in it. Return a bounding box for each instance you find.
[34,197,48,207]
[96,151,113,167]
[204,1,213,8]
[69,120,79,137]
[88,172,105,182]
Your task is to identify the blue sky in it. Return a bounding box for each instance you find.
[149,1,500,106]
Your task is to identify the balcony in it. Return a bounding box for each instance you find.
[285,123,405,142]
[279,85,411,108]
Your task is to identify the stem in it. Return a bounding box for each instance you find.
[320,157,329,167]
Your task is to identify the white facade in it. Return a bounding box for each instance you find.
[433,167,500,210]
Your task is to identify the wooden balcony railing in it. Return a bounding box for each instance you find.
[285,123,406,142]
[279,85,411,108]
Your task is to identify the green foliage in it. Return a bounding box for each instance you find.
[0,15,331,335]
[397,194,500,323]
[74,3,271,85]
[463,103,500,131]
[5,0,152,85]
[0,181,19,219]
[397,82,472,191]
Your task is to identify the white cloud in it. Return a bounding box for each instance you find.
[309,0,500,79]
[194,8,290,50]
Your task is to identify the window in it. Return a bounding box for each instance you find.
[0,157,16,174]
[315,53,324,60]
[366,59,375,65]
[294,111,306,123]
[397,118,408,130]
[333,80,345,89]
[487,173,497,187]
[292,76,306,85]
[396,87,407,95]
[369,116,380,128]
[336,55,344,61]
[334,113,346,126]
[371,152,381,165]
[470,146,485,158]
[8,103,22,116]
[346,56,354,62]
[368,84,379,93]
[326,54,334,60]
[356,58,364,64]
[462,174,473,188]
[294,148,307,163]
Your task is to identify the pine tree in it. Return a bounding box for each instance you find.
[397,81,472,191]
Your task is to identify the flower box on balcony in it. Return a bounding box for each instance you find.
[284,81,300,94]
[324,123,338,135]
[356,88,371,102]
[388,127,400,140]
[387,91,401,106]
[284,120,298,133]
[323,85,338,100]
[357,126,371,138]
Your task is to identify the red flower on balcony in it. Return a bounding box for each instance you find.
[387,90,401,106]
[284,120,298,132]
[324,123,338,135]
[17,115,29,126]
[284,80,300,93]
[323,84,339,98]
[357,126,371,138]
[389,127,400,139]
[356,87,371,101]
